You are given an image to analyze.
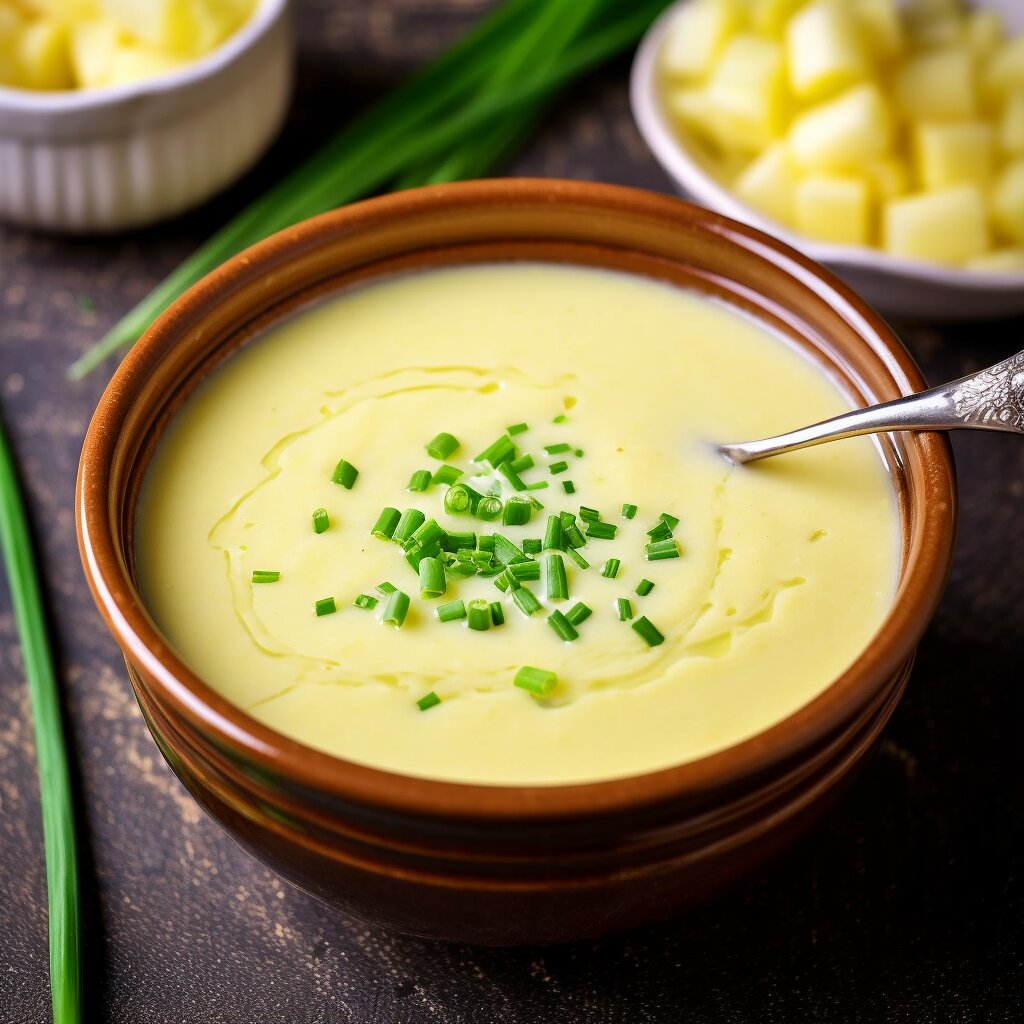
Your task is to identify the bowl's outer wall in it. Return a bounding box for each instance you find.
[77,180,957,943]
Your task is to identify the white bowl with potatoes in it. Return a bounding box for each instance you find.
[631,0,1024,319]
[0,0,292,232]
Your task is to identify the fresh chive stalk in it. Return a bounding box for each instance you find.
[632,616,665,647]
[371,507,401,540]
[543,515,563,551]
[601,558,621,579]
[493,535,528,565]
[417,691,442,711]
[586,520,617,540]
[646,539,680,561]
[502,496,532,525]
[474,434,515,468]
[312,507,330,534]
[549,460,569,475]
[426,432,460,460]
[635,578,655,596]
[418,556,447,599]
[547,609,579,642]
[467,598,491,631]
[432,464,463,486]
[377,581,397,595]
[437,599,467,622]
[475,495,504,522]
[562,480,576,494]
[509,454,534,473]
[523,538,542,555]
[408,469,433,492]
[544,443,572,454]
[489,601,505,626]
[514,666,557,696]
[315,597,337,617]
[508,560,541,582]
[566,601,592,626]
[251,570,280,583]
[331,459,358,489]
[565,547,590,570]
[445,482,482,516]
[383,589,411,627]
[507,422,529,435]
[392,508,426,545]
[512,586,542,617]
[354,594,379,610]
[498,462,528,491]
[578,506,600,523]
[544,553,568,601]
[621,503,638,520]
[616,597,634,621]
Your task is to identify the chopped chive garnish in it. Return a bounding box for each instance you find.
[377,581,397,595]
[512,587,542,617]
[493,534,528,565]
[425,432,460,460]
[544,552,568,601]
[544,443,572,454]
[528,495,545,510]
[477,535,495,552]
[408,469,433,492]
[561,514,586,549]
[600,558,621,579]
[514,666,557,696]
[440,530,476,552]
[392,508,425,545]
[502,496,532,526]
[553,414,568,424]
[474,434,515,469]
[525,480,549,491]
[382,589,410,627]
[475,495,503,522]
[331,459,358,489]
[507,422,529,436]
[646,521,672,542]
[418,556,447,600]
[509,453,534,473]
[616,598,634,621]
[447,561,477,578]
[574,449,584,458]
[633,616,665,647]
[493,569,518,593]
[523,538,542,555]
[407,517,444,553]
[315,597,337,617]
[547,609,579,642]
[431,464,463,486]
[566,602,592,626]
[543,515,563,551]
[621,503,638,520]
[437,599,466,622]
[549,460,569,475]
[635,578,655,597]
[371,507,401,540]
[565,547,590,570]
[562,480,576,494]
[646,539,681,560]
[417,691,441,711]
[467,598,491,631]
[508,560,541,582]
[251,570,280,584]
[353,594,379,610]
[312,507,330,534]
[586,521,618,540]
[490,602,505,626]
[659,512,680,530]
[444,482,482,516]
[498,461,528,491]
[405,541,438,570]
[579,506,600,523]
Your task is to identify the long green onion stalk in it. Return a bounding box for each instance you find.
[69,0,669,380]
[0,417,81,1024]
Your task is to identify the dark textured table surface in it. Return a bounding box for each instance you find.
[1,3,1022,1022]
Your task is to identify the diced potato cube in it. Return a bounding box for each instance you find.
[991,160,1024,244]
[99,0,253,59]
[852,0,903,61]
[788,83,892,171]
[666,87,770,156]
[660,0,743,83]
[705,34,788,138]
[904,0,962,50]
[15,19,74,91]
[983,37,1024,104]
[893,46,975,120]
[0,7,24,88]
[864,156,909,200]
[786,0,868,101]
[749,0,807,39]
[965,248,1024,274]
[734,143,802,225]
[69,20,125,89]
[28,1,99,17]
[1000,91,1024,157]
[883,185,990,264]
[964,11,1004,62]
[914,121,994,191]
[794,175,871,244]
[105,42,188,86]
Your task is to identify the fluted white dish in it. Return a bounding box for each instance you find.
[0,0,293,233]
[630,0,1024,320]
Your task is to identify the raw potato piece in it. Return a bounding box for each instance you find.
[991,161,1024,244]
[794,175,870,245]
[69,20,124,88]
[734,143,802,224]
[864,157,909,200]
[852,0,903,59]
[966,248,1024,274]
[914,122,994,191]
[786,0,868,101]
[105,43,187,86]
[14,19,74,90]
[750,0,808,39]
[1001,92,1024,157]
[788,84,892,171]
[964,11,1004,61]
[704,35,788,140]
[893,47,975,120]
[659,0,742,82]
[99,0,252,59]
[883,186,990,265]
[983,37,1024,103]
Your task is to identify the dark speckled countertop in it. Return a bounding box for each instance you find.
[0,3,1021,1022]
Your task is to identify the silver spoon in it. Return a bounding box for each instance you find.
[720,350,1024,464]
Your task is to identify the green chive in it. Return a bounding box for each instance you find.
[574,448,584,457]
[445,482,482,516]
[508,560,541,582]
[526,480,549,491]
[621,503,638,520]
[509,453,534,473]
[377,581,397,595]
[635,578,655,597]
[547,610,579,641]
[418,556,447,599]
[477,535,495,552]
[549,460,569,475]
[251,570,280,583]
[315,597,337,617]
[407,517,445,553]
[561,514,586,549]
[467,598,491,631]
[566,601,592,626]
[523,538,542,555]
[553,414,568,424]
[382,589,410,627]
[633,616,665,647]
[646,539,680,560]
[475,495,503,522]
[502,496,532,526]
[493,535,528,565]
[437,599,466,622]
[493,569,518,593]
[408,468,433,492]
[432,464,463,486]
[331,459,358,489]
[646,521,672,542]
[498,462,528,491]
[312,507,330,534]
[512,587,542,617]
[544,443,571,454]
[371,507,401,540]
[417,691,441,711]
[426,431,460,460]
[579,506,600,523]
[514,666,557,696]
[543,515,563,551]
[586,521,617,541]
[600,558,621,579]
[507,422,529,436]
[393,508,425,545]
[490,601,505,626]
[562,480,576,494]
[447,560,477,578]
[565,547,590,570]
[616,598,633,621]
[440,530,477,552]
[544,552,568,601]
[474,434,515,468]
[528,495,545,511]
[660,512,680,530]
[354,594,379,610]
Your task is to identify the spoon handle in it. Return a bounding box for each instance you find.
[721,350,1024,464]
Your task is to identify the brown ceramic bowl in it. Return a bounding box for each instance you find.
[77,179,957,945]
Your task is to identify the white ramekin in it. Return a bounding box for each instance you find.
[630,0,1024,321]
[0,0,293,233]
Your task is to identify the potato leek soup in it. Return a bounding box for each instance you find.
[136,264,898,785]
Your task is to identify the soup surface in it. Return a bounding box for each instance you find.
[137,264,898,785]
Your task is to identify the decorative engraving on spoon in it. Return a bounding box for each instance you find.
[949,351,1024,432]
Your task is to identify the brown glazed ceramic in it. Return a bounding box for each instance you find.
[77,179,957,945]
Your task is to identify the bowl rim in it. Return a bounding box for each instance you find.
[629,0,1024,293]
[0,0,289,114]
[76,178,957,823]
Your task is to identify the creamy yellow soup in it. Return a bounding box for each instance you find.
[137,264,898,785]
